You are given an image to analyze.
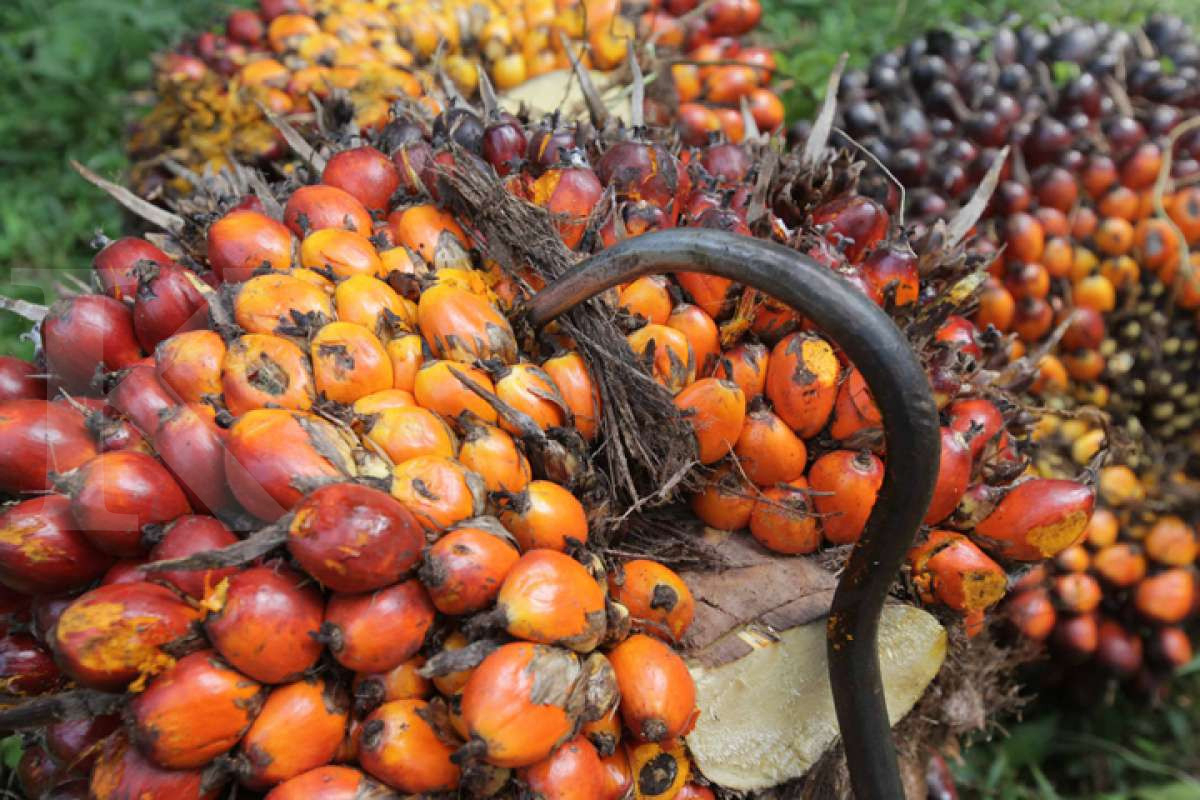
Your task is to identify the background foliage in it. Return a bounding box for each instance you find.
[0,1,1199,795]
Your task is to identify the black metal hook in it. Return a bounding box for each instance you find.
[526,228,941,799]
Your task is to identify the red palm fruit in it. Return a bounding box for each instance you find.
[459,421,531,493]
[628,323,696,394]
[861,243,919,307]
[496,550,606,651]
[323,580,434,673]
[619,276,673,326]
[414,360,499,424]
[363,405,457,464]
[1095,619,1143,677]
[155,330,225,404]
[42,294,141,390]
[700,142,752,183]
[390,456,486,532]
[678,784,717,800]
[322,146,400,214]
[973,479,1094,561]
[239,678,350,789]
[310,321,394,404]
[421,523,521,615]
[924,428,972,524]
[811,195,889,263]
[608,560,694,642]
[45,714,120,774]
[1150,627,1193,670]
[461,643,583,767]
[1120,142,1163,190]
[132,263,209,351]
[610,635,696,742]
[53,581,199,690]
[359,699,461,792]
[500,480,588,551]
[542,351,601,441]
[148,516,238,599]
[808,450,884,545]
[265,766,395,800]
[102,559,149,585]
[155,403,234,514]
[225,409,357,521]
[596,141,684,218]
[494,363,569,433]
[91,732,221,800]
[1013,297,1054,342]
[1092,544,1148,588]
[19,746,64,797]
[706,0,760,33]
[1007,588,1056,641]
[222,334,315,417]
[935,315,983,359]
[947,398,1004,460]
[107,364,175,436]
[674,378,746,464]
[0,633,61,694]
[1004,212,1045,263]
[93,236,174,300]
[0,495,112,594]
[710,342,768,399]
[830,368,882,441]
[1053,613,1099,659]
[287,483,423,592]
[749,478,820,555]
[31,594,74,645]
[283,184,372,237]
[207,209,294,283]
[676,272,734,320]
[529,157,605,249]
[599,746,633,800]
[0,356,45,401]
[733,402,807,485]
[232,273,333,336]
[1144,516,1198,566]
[65,451,190,557]
[130,650,265,769]
[676,103,721,146]
[1135,569,1195,625]
[667,304,720,377]
[483,113,529,177]
[690,466,754,531]
[353,658,431,713]
[519,734,606,799]
[205,564,324,683]
[1053,573,1102,614]
[226,8,264,42]
[417,284,518,366]
[909,531,1007,614]
[765,333,839,437]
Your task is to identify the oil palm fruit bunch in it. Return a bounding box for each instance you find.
[827,14,1200,472]
[0,63,1097,797]
[128,0,780,195]
[1006,412,1199,698]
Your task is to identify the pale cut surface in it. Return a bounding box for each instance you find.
[685,604,947,791]
[498,70,628,119]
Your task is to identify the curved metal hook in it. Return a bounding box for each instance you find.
[526,228,940,799]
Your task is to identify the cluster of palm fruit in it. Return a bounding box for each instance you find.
[0,42,1103,796]
[129,0,780,194]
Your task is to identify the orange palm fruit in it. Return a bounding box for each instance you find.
[973,478,1095,561]
[1134,568,1195,624]
[765,333,839,437]
[1151,627,1194,670]
[323,580,435,673]
[352,388,416,415]
[459,421,531,493]
[500,480,589,551]
[239,678,349,789]
[909,530,1007,614]
[518,734,606,799]
[619,276,673,325]
[1007,588,1056,641]
[155,330,225,404]
[581,704,622,757]
[263,766,393,800]
[733,401,807,485]
[390,456,486,532]
[710,342,769,399]
[414,360,500,425]
[808,450,885,545]
[362,406,457,463]
[386,334,426,393]
[494,363,569,433]
[1092,543,1148,588]
[608,560,695,642]
[1055,545,1090,573]
[529,163,604,249]
[431,631,475,697]
[421,522,521,615]
[359,699,460,792]
[674,378,746,464]
[207,209,294,284]
[496,550,607,652]
[311,322,393,403]
[335,275,416,338]
[627,324,696,394]
[690,466,754,531]
[222,333,315,416]
[300,229,383,279]
[353,657,432,714]
[418,284,518,365]
[1053,573,1102,614]
[667,304,721,376]
[599,746,634,800]
[233,273,333,336]
[749,478,820,554]
[542,351,601,441]
[676,272,734,320]
[1084,508,1120,548]
[461,642,583,767]
[628,739,691,800]
[609,635,696,742]
[129,650,264,769]
[387,205,468,265]
[829,368,882,441]
[1143,516,1198,566]
[284,184,372,237]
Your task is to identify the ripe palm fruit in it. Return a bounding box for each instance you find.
[0,634,62,695]
[0,495,113,595]
[359,699,461,792]
[0,400,97,493]
[389,455,487,532]
[499,480,589,551]
[238,678,350,789]
[421,522,521,615]
[764,333,839,437]
[749,478,821,555]
[732,401,807,485]
[264,766,396,800]
[418,284,518,365]
[42,294,143,391]
[628,739,692,800]
[609,635,697,742]
[518,735,606,799]
[206,210,295,284]
[973,479,1095,561]
[91,732,221,800]
[608,560,695,642]
[322,580,435,673]
[908,530,1007,615]
[147,515,239,599]
[807,449,885,545]
[221,334,315,416]
[494,549,607,651]
[129,650,265,769]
